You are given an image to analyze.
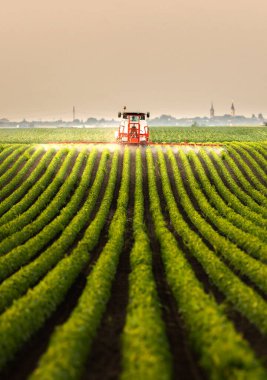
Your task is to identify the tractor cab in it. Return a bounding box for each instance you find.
[115,110,150,144]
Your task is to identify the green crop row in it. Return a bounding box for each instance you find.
[0,146,44,201]
[150,127,267,143]
[121,148,171,380]
[0,150,96,280]
[0,148,67,227]
[29,148,130,380]
[0,147,86,256]
[205,150,267,223]
[0,145,19,168]
[0,148,74,232]
[157,148,267,336]
[166,148,267,295]
[73,150,118,254]
[146,148,267,380]
[227,145,267,200]
[231,143,267,187]
[249,142,267,159]
[0,150,112,369]
[0,231,90,371]
[199,148,267,228]
[0,149,85,257]
[1,126,267,143]
[0,148,117,313]
[0,145,36,189]
[0,145,27,177]
[240,143,267,170]
[209,149,267,221]
[188,150,267,255]
[0,148,55,217]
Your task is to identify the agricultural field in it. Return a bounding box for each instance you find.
[0,140,266,379]
[0,126,267,143]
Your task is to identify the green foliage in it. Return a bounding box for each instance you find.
[0,143,266,379]
[0,242,89,370]
[0,145,29,180]
[167,147,267,296]
[0,148,54,214]
[0,148,115,312]
[0,149,93,279]
[0,148,46,202]
[147,148,267,379]
[29,148,130,380]
[150,127,267,143]
[0,126,267,144]
[228,144,267,197]
[189,149,267,250]
[121,148,172,380]
[0,148,67,226]
[157,148,267,335]
[209,149,267,220]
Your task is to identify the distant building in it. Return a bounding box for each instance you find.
[210,102,215,118]
[231,101,235,117]
[0,118,9,123]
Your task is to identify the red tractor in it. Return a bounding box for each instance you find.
[115,110,150,144]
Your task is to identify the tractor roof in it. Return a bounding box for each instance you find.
[123,112,146,116]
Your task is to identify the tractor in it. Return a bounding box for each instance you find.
[115,109,150,144]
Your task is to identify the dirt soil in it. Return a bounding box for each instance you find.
[1,145,267,379]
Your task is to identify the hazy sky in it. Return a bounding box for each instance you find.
[1,0,267,120]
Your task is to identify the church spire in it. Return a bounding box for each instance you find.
[210,102,215,118]
[231,101,235,116]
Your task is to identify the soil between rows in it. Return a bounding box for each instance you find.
[144,148,207,380]
[81,148,132,380]
[0,146,28,180]
[0,145,266,379]
[0,150,121,379]
[0,149,47,201]
[228,149,266,188]
[157,150,267,369]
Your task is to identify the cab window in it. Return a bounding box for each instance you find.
[130,115,139,122]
